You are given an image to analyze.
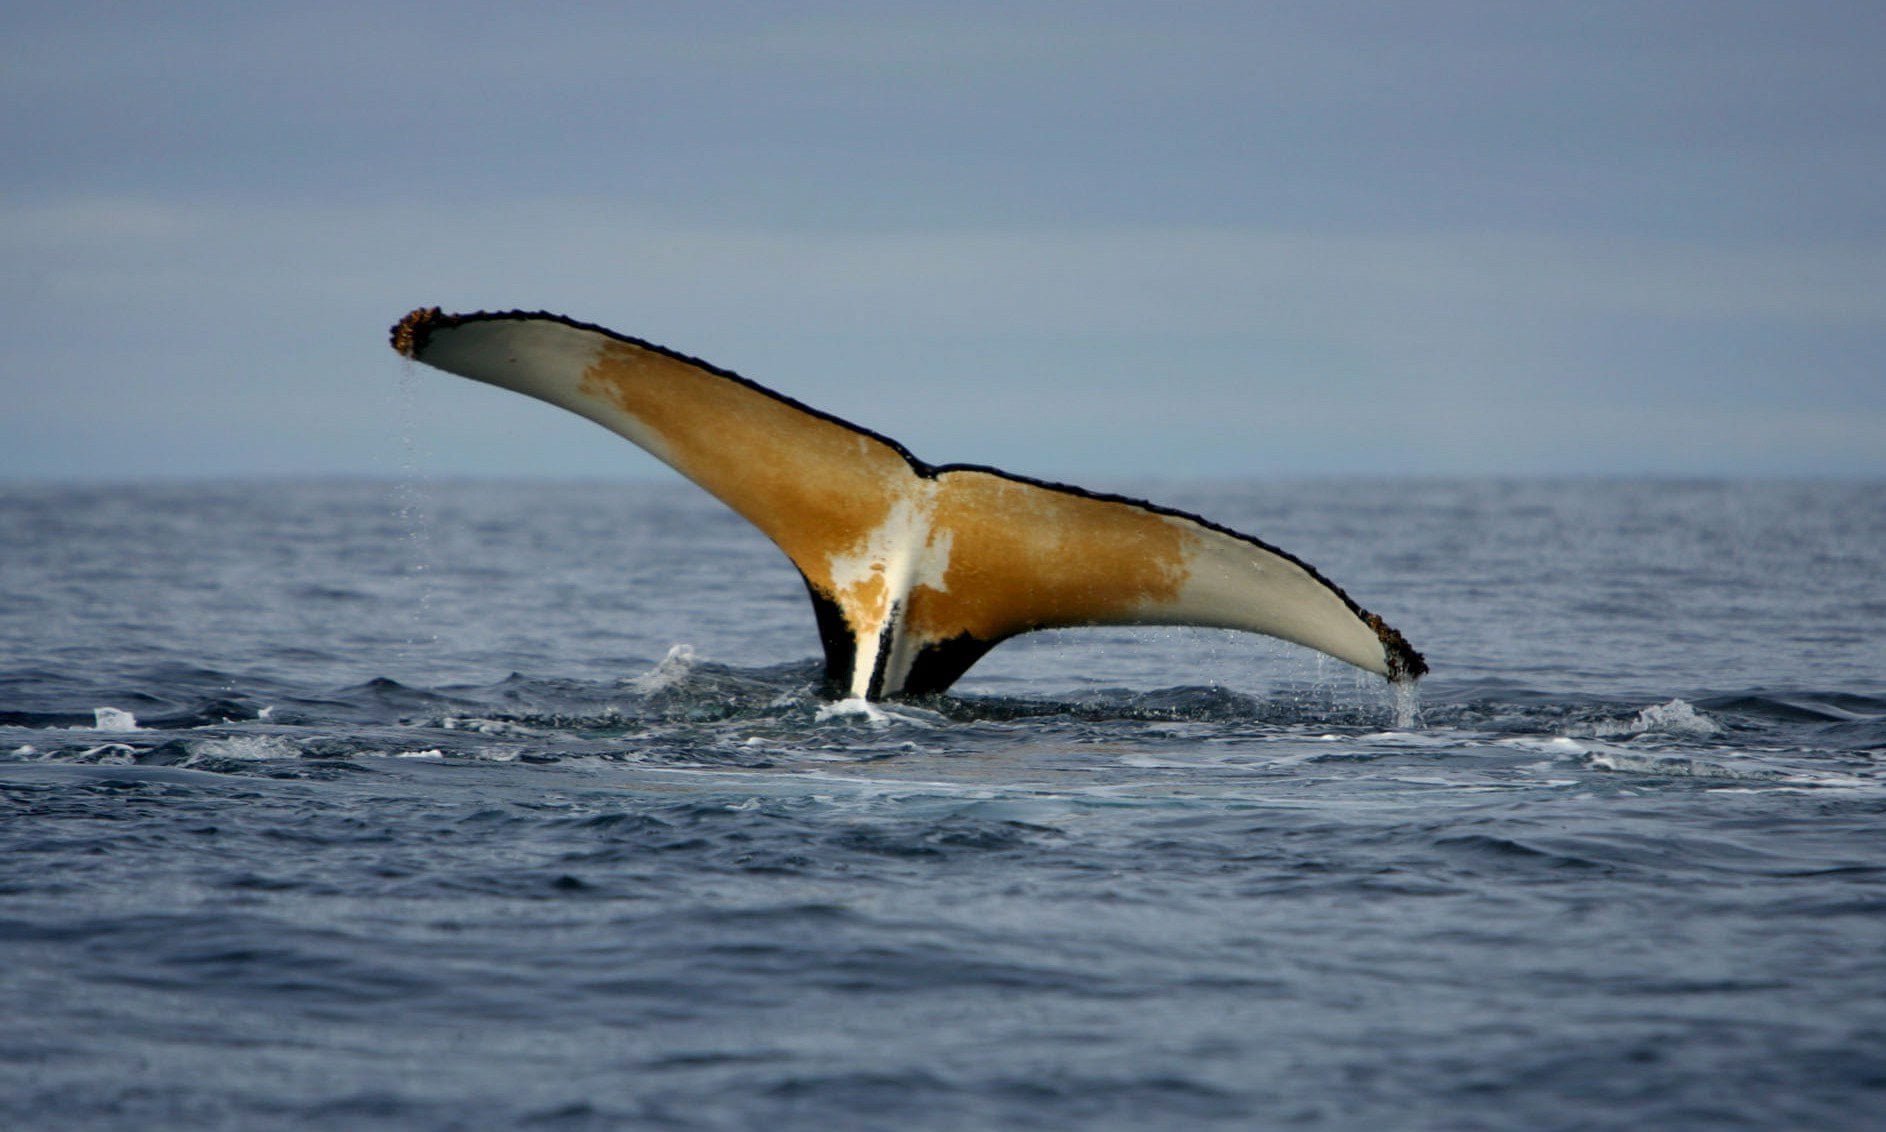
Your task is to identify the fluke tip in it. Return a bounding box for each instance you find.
[390,307,444,358]
[1367,613,1428,682]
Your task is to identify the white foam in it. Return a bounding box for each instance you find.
[1496,736,1590,756]
[1118,754,1200,768]
[814,698,940,728]
[629,643,697,693]
[1638,698,1721,734]
[1591,698,1722,737]
[77,744,136,765]
[187,736,300,762]
[462,747,520,763]
[93,706,138,731]
[1358,729,1460,749]
[815,696,882,723]
[1583,749,1786,781]
[439,716,539,736]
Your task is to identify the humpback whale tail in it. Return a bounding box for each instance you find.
[390,308,1425,699]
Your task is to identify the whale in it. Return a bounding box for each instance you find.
[391,308,1426,699]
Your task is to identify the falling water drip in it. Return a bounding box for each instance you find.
[394,357,439,654]
[1392,678,1422,730]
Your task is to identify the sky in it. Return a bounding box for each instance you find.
[4,1,1883,482]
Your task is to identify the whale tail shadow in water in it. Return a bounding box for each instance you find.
[391,308,1426,700]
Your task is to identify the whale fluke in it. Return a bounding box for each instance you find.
[391,308,1426,699]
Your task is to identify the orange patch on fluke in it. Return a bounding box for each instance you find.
[577,340,907,606]
[909,471,1191,644]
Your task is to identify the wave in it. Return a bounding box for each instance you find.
[2,655,1880,795]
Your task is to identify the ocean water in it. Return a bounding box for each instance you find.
[2,477,1882,1131]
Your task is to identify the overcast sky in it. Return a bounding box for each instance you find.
[4,2,1882,482]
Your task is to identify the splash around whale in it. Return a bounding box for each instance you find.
[390,308,1425,700]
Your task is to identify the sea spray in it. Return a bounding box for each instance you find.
[629,644,698,694]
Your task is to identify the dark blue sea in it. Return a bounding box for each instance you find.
[3,478,1883,1131]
